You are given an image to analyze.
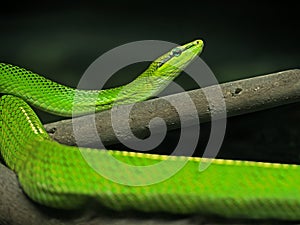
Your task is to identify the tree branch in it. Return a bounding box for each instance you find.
[44,69,300,147]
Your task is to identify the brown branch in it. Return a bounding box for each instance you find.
[44,69,300,147]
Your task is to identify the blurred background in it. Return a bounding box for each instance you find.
[1,1,299,163]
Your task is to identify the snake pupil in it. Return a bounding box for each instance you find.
[172,48,182,57]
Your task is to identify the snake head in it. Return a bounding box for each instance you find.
[153,39,204,77]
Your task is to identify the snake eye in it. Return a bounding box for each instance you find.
[171,48,182,57]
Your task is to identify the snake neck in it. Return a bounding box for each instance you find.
[0,49,189,117]
[0,63,181,117]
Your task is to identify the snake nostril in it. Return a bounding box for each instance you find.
[195,40,203,45]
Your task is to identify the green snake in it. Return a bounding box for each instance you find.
[1,39,300,220]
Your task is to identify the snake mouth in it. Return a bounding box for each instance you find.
[184,39,204,51]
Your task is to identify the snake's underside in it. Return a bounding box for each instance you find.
[1,40,300,220]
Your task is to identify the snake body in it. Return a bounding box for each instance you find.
[1,40,300,220]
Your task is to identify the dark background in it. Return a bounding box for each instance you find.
[1,1,299,163]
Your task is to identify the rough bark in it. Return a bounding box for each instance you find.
[44,69,300,147]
